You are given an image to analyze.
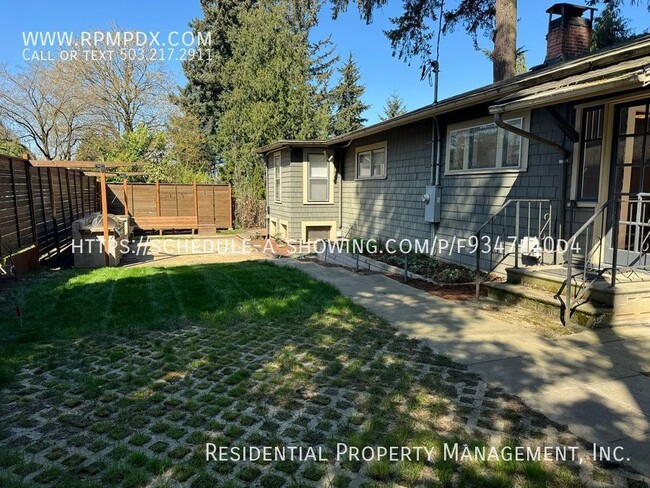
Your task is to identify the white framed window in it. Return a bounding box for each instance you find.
[304,152,333,204]
[273,152,281,203]
[446,116,529,174]
[577,105,605,201]
[355,142,387,179]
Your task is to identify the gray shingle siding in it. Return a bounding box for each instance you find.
[340,121,434,243]
[267,103,591,270]
[266,147,340,241]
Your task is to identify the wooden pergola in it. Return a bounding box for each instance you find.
[29,160,145,266]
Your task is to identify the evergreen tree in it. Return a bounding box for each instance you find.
[181,0,254,136]
[215,1,329,227]
[330,53,369,136]
[379,92,408,120]
[332,0,518,81]
[591,4,632,50]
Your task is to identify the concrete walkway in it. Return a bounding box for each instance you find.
[277,258,650,475]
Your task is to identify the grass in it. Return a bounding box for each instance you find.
[0,261,623,487]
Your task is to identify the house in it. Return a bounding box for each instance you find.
[257,3,650,326]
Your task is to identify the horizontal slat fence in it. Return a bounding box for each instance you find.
[107,182,232,231]
[0,155,98,260]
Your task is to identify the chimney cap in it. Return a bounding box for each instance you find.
[546,3,597,17]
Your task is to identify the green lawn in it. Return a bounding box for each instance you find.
[0,262,620,487]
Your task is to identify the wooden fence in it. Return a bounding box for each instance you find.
[107,182,232,232]
[0,155,98,260]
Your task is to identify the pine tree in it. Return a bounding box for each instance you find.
[591,4,632,51]
[379,92,408,120]
[331,53,369,136]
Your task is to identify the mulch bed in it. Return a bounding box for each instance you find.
[385,274,485,300]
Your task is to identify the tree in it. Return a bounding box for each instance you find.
[330,53,369,136]
[587,0,650,11]
[332,0,519,82]
[477,45,527,75]
[0,121,28,158]
[68,27,174,136]
[163,110,216,182]
[591,4,632,50]
[0,62,91,160]
[379,92,407,120]
[215,1,330,226]
[493,0,516,81]
[181,0,255,136]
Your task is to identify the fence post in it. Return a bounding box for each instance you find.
[24,161,37,246]
[228,184,233,230]
[193,179,199,234]
[123,179,129,216]
[100,171,110,267]
[65,170,74,225]
[80,175,85,216]
[9,158,21,248]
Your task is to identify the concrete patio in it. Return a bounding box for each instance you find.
[277,258,650,476]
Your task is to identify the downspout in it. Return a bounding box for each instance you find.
[493,113,569,239]
[334,139,354,239]
[432,116,441,186]
[338,152,343,238]
[429,115,442,253]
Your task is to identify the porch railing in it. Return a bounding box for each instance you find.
[560,193,650,325]
[475,199,555,298]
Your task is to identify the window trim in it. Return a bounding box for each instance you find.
[303,152,334,205]
[570,103,614,208]
[273,151,282,203]
[576,105,605,202]
[301,220,337,241]
[355,142,388,180]
[444,114,530,175]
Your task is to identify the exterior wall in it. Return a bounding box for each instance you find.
[266,148,293,239]
[340,120,434,243]
[266,103,602,271]
[435,106,573,268]
[338,105,580,269]
[266,148,341,242]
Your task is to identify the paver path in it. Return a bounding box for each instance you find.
[278,258,650,476]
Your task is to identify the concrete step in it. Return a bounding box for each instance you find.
[506,267,650,314]
[507,267,618,307]
[506,267,565,294]
[485,281,614,328]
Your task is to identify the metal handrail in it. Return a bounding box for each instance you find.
[475,198,553,298]
[563,199,611,324]
[563,193,650,324]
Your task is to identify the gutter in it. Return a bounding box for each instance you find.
[493,113,569,239]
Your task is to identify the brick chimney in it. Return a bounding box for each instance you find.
[545,3,596,64]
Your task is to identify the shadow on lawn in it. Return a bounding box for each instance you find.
[0,261,338,386]
[0,260,639,487]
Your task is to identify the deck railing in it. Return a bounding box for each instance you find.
[561,193,650,324]
[475,199,555,298]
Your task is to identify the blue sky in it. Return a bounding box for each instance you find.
[1,1,648,125]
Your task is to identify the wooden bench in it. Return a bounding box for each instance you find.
[132,216,199,234]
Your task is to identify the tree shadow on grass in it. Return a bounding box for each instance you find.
[0,260,642,487]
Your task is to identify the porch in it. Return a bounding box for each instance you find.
[478,96,650,327]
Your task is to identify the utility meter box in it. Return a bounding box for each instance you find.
[423,185,441,224]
